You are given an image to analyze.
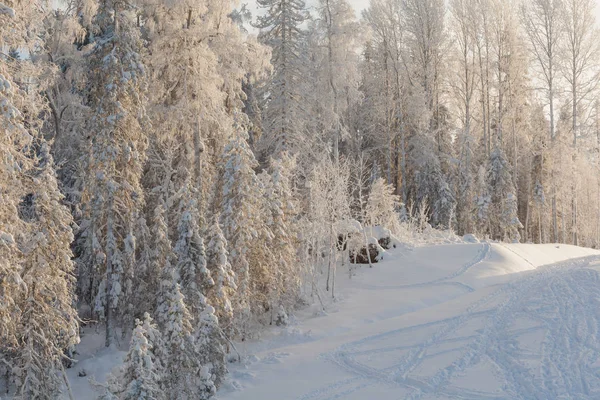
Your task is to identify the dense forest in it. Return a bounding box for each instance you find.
[2,0,600,397]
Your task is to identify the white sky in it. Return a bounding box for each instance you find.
[345,0,368,14]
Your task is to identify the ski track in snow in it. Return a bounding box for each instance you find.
[299,254,600,400]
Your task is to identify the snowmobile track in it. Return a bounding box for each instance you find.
[298,255,600,400]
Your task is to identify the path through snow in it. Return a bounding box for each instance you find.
[220,243,600,400]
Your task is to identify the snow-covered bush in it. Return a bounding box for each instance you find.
[365,178,403,235]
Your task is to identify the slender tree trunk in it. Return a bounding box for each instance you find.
[326,224,332,291]
[325,0,340,162]
[561,200,566,243]
[105,194,115,348]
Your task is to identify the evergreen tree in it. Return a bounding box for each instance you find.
[139,312,166,387]
[473,165,491,236]
[105,319,164,400]
[0,65,28,355]
[13,147,80,400]
[486,148,522,241]
[411,133,456,229]
[133,214,154,314]
[174,199,214,317]
[195,304,227,389]
[1,6,80,393]
[265,154,301,317]
[156,265,214,399]
[219,128,263,331]
[255,0,309,157]
[80,0,149,347]
[206,216,237,335]
[251,171,277,320]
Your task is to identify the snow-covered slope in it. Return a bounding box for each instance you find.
[219,243,600,400]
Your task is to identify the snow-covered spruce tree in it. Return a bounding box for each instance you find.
[486,148,523,241]
[206,216,237,336]
[170,207,230,388]
[365,178,402,235]
[132,213,154,314]
[103,319,164,400]
[252,171,277,321]
[155,264,215,399]
[473,165,491,237]
[265,153,301,320]
[12,147,80,400]
[174,198,214,317]
[139,312,166,379]
[79,0,149,347]
[146,203,171,307]
[195,304,228,389]
[219,127,263,334]
[1,0,56,358]
[120,219,138,338]
[255,0,309,157]
[0,64,29,359]
[1,5,80,394]
[410,131,456,230]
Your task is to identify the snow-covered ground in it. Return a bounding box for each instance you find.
[66,242,600,399]
[216,242,600,400]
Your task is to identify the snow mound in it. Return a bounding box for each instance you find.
[462,233,479,243]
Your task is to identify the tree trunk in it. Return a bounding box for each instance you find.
[105,194,115,348]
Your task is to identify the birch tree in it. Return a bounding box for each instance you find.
[521,0,563,242]
[561,0,600,245]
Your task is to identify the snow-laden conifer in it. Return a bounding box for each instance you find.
[79,0,149,347]
[219,128,263,331]
[104,318,164,400]
[206,217,237,335]
[12,147,79,400]
[156,264,215,399]
[255,0,309,156]
[174,199,214,317]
